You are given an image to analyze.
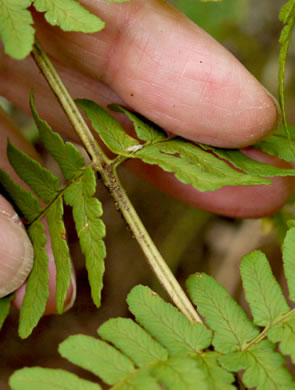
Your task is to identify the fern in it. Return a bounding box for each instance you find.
[0,0,106,60]
[278,0,295,156]
[0,95,107,338]
[77,99,295,192]
[9,224,295,389]
[3,91,295,338]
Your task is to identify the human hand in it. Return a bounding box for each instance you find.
[0,0,291,312]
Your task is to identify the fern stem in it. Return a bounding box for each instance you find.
[31,40,202,324]
[101,165,202,324]
[31,41,111,168]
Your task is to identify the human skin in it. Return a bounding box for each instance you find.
[0,0,292,313]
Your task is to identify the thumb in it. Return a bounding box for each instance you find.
[0,196,34,297]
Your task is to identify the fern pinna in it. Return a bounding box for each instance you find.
[7,226,295,389]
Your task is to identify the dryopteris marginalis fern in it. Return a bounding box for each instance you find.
[3,92,295,339]
[9,225,295,389]
[77,99,295,192]
[0,94,106,338]
[278,0,295,156]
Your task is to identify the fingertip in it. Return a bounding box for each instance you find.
[0,197,34,298]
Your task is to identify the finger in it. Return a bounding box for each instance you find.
[0,57,291,218]
[0,195,33,298]
[127,149,295,218]
[0,107,76,313]
[30,0,279,148]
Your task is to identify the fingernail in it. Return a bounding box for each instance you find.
[63,272,77,312]
[0,212,34,298]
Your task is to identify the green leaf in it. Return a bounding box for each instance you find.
[222,340,294,390]
[195,352,235,390]
[114,370,160,390]
[7,140,60,203]
[0,294,14,330]
[59,335,135,385]
[30,94,85,181]
[256,126,295,162]
[279,0,295,158]
[19,222,49,339]
[240,250,290,326]
[0,0,35,60]
[134,138,269,192]
[98,318,168,368]
[109,104,167,143]
[151,355,206,390]
[33,0,105,32]
[9,367,102,390]
[173,0,246,40]
[76,100,141,155]
[127,285,212,355]
[0,169,41,222]
[201,144,295,178]
[268,316,295,364]
[186,273,259,353]
[282,227,295,301]
[64,166,106,307]
[46,197,71,314]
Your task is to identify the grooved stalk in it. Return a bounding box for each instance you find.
[31,40,202,324]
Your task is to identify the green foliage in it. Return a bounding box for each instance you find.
[0,294,14,330]
[172,0,247,40]
[10,367,102,390]
[46,198,72,314]
[127,285,212,355]
[187,273,259,353]
[109,104,167,143]
[7,140,60,203]
[0,0,35,60]
[18,221,50,339]
[64,166,106,307]
[279,0,295,156]
[30,95,85,181]
[10,227,295,388]
[0,0,105,60]
[0,169,42,221]
[240,251,289,326]
[256,125,295,162]
[76,100,141,156]
[33,0,105,32]
[0,96,107,337]
[78,100,295,192]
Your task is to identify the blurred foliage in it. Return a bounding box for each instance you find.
[172,0,248,40]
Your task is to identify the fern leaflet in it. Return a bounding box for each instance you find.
[0,100,107,336]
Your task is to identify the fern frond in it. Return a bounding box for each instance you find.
[240,250,290,326]
[127,285,212,355]
[10,285,235,389]
[279,0,295,155]
[64,166,106,308]
[79,101,295,192]
[186,273,259,353]
[10,367,102,390]
[0,102,107,336]
[18,221,50,339]
[0,0,104,60]
[0,294,14,330]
